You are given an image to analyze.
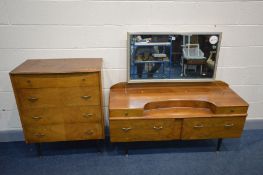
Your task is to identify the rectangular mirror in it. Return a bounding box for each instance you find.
[128,32,221,83]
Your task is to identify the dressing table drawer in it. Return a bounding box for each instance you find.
[182,117,246,140]
[12,73,99,88]
[110,119,181,142]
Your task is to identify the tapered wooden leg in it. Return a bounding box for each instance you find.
[35,143,42,157]
[216,138,223,151]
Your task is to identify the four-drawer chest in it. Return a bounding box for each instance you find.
[10,58,105,144]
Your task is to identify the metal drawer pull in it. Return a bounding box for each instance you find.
[28,97,38,102]
[81,95,91,100]
[224,123,234,128]
[85,130,94,135]
[83,113,93,118]
[32,116,42,120]
[35,133,45,137]
[122,127,132,132]
[153,126,163,130]
[194,124,204,128]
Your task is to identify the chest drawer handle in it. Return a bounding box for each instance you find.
[35,133,45,138]
[81,95,91,100]
[85,130,94,135]
[28,97,38,102]
[224,123,234,128]
[153,126,163,130]
[194,124,204,128]
[32,116,42,120]
[83,113,93,118]
[122,127,132,132]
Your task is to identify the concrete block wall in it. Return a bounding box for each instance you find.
[0,0,263,135]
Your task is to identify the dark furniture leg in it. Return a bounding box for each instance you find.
[216,138,223,151]
[35,143,42,157]
[96,140,102,153]
[124,143,129,156]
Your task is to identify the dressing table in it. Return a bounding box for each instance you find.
[109,81,248,153]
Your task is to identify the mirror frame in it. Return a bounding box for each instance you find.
[127,32,222,83]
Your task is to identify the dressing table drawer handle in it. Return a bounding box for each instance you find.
[122,127,132,132]
[83,113,93,118]
[32,116,42,120]
[194,124,204,128]
[153,126,163,130]
[224,123,234,128]
[28,97,38,102]
[35,133,45,137]
[81,95,91,100]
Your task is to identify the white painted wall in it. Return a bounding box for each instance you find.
[0,0,263,133]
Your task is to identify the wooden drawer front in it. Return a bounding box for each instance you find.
[18,87,100,109]
[24,123,103,143]
[110,119,181,142]
[110,109,143,117]
[24,125,66,143]
[12,73,99,88]
[62,87,100,106]
[20,106,102,126]
[63,106,102,123]
[65,123,103,141]
[182,117,246,140]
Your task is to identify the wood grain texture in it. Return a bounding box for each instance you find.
[20,106,102,126]
[110,119,182,142]
[24,123,103,143]
[10,58,102,74]
[11,73,99,88]
[10,58,105,143]
[181,116,246,140]
[17,87,100,109]
[109,81,249,142]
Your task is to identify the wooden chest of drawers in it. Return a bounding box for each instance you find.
[109,82,249,147]
[10,58,104,143]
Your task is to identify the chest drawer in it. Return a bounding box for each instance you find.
[12,73,99,88]
[20,106,102,126]
[24,123,103,143]
[110,119,181,142]
[181,116,246,140]
[18,87,100,109]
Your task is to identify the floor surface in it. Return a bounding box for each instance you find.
[0,130,263,175]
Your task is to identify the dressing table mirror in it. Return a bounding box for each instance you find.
[128,32,221,83]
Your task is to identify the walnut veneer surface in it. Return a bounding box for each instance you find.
[109,81,248,142]
[10,58,104,143]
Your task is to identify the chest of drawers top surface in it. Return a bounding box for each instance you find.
[10,58,102,75]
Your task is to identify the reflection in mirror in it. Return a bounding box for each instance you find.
[128,33,221,82]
